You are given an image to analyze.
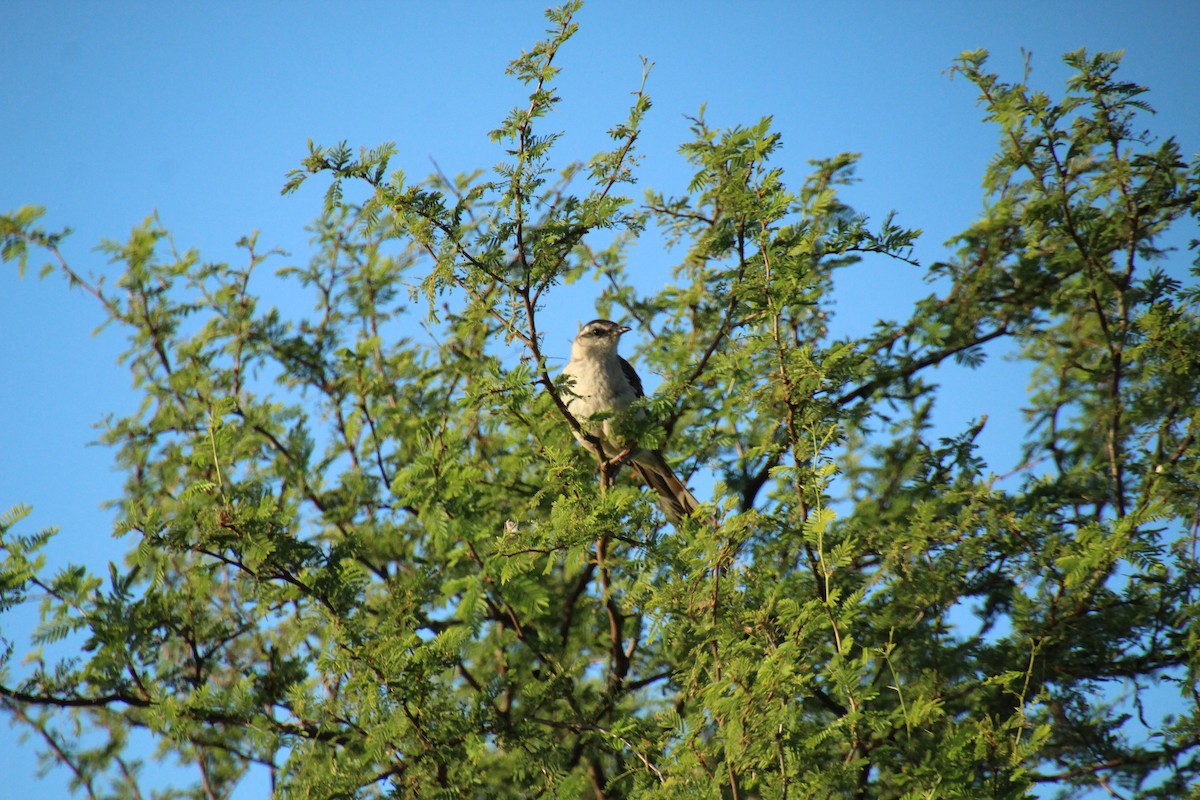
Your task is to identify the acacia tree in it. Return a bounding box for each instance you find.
[3,4,1199,798]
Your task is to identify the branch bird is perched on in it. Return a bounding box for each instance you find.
[560,319,699,523]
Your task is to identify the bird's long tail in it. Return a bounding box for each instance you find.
[631,450,700,524]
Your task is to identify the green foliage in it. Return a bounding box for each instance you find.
[3,6,1199,799]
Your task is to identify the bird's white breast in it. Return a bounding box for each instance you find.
[561,354,638,422]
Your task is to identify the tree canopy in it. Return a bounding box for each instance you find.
[3,4,1199,798]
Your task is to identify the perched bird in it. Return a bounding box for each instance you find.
[560,319,699,522]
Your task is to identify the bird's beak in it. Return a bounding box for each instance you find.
[617,325,631,336]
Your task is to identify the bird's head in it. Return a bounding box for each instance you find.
[572,319,631,358]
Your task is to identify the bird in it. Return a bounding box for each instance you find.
[559,319,700,523]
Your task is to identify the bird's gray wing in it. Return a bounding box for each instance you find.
[618,356,644,398]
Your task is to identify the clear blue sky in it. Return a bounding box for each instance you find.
[3,2,1198,796]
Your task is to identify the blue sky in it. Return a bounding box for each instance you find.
[2,2,1198,796]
